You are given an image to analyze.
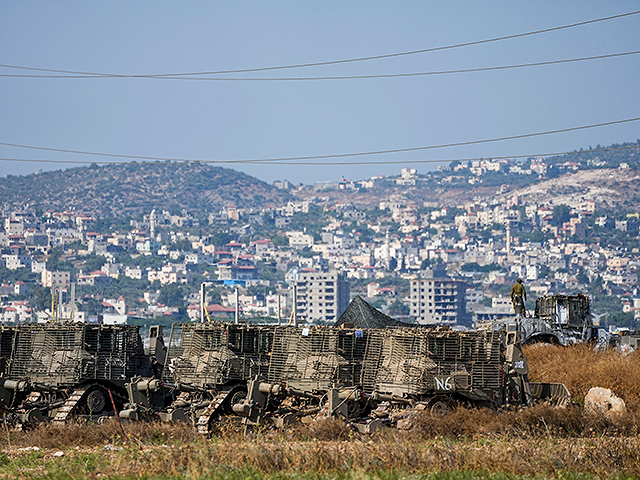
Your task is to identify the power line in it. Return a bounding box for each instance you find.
[0,10,638,78]
[1,117,638,164]
[2,50,638,80]
[0,145,637,167]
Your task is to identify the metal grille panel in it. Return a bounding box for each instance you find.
[267,326,369,391]
[8,324,149,387]
[372,329,502,396]
[163,323,273,387]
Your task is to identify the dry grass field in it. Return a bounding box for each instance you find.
[1,344,639,480]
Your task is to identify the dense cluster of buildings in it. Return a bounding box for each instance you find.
[0,162,639,327]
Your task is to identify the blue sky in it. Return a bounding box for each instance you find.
[1,2,639,185]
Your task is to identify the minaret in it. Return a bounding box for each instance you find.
[150,209,156,240]
[506,223,512,255]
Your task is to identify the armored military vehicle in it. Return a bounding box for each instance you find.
[232,324,569,431]
[124,320,569,434]
[0,322,159,427]
[121,322,275,434]
[482,294,594,346]
[522,294,594,345]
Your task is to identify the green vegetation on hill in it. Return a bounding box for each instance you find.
[0,162,292,217]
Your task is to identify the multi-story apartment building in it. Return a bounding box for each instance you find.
[41,270,71,288]
[294,271,350,323]
[410,277,467,325]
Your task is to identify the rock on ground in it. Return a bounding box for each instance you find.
[584,387,626,418]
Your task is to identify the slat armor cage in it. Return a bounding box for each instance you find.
[267,326,370,391]
[8,324,149,387]
[163,323,273,386]
[372,328,502,396]
[267,326,503,397]
[534,294,591,329]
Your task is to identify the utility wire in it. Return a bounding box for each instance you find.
[1,117,638,164]
[0,145,637,166]
[0,9,638,78]
[2,50,638,80]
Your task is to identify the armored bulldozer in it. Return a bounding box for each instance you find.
[123,322,566,433]
[522,294,594,345]
[232,325,570,432]
[481,294,594,347]
[120,302,570,434]
[0,322,160,427]
[121,322,275,434]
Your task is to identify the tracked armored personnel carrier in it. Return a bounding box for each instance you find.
[0,322,158,427]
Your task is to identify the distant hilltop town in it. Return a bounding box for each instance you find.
[0,142,639,330]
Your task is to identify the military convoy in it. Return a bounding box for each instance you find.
[0,296,574,433]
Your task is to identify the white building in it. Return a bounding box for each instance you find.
[293,271,350,323]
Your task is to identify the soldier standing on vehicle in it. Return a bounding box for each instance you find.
[511,278,527,315]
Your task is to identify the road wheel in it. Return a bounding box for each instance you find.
[86,389,106,413]
[429,399,453,416]
[223,387,247,414]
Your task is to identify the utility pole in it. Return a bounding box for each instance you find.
[293,283,298,327]
[200,282,206,323]
[277,292,281,326]
[70,283,76,320]
[58,287,63,320]
[50,286,56,321]
[234,286,239,325]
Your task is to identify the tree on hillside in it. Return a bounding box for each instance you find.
[551,205,571,226]
[158,284,186,307]
[31,286,52,312]
[211,231,233,246]
[272,235,288,247]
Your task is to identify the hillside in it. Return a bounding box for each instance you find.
[295,142,640,210]
[497,168,640,210]
[294,169,640,211]
[0,163,292,217]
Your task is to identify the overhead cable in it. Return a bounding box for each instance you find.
[1,50,639,80]
[1,117,638,164]
[0,145,638,166]
[0,9,638,78]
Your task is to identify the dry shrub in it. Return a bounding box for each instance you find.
[0,419,199,448]
[123,419,200,444]
[207,417,246,440]
[410,403,640,440]
[0,421,121,448]
[304,417,352,441]
[411,407,507,438]
[525,343,640,410]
